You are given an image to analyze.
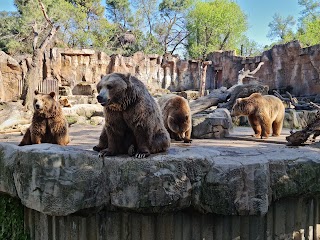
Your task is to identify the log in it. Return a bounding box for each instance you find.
[218,84,269,110]
[189,84,269,115]
[286,112,320,146]
[273,90,316,110]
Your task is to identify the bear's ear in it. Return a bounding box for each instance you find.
[34,90,39,95]
[236,98,242,104]
[49,92,55,98]
[126,73,133,87]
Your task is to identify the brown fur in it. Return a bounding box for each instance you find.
[158,94,192,143]
[59,97,72,107]
[19,91,70,146]
[231,93,285,138]
[94,73,170,158]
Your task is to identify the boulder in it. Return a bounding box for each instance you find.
[192,108,233,138]
[1,135,320,216]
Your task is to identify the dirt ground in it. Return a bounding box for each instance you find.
[0,124,292,151]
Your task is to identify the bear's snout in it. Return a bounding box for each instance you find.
[97,95,103,102]
[35,103,40,110]
[97,95,107,106]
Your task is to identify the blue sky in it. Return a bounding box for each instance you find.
[0,0,303,47]
[236,0,303,46]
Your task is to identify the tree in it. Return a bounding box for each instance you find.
[0,11,22,55]
[105,0,133,29]
[237,36,263,57]
[20,0,60,110]
[186,0,248,59]
[2,0,113,55]
[298,0,320,18]
[296,0,320,46]
[131,0,162,54]
[267,13,296,43]
[155,0,192,54]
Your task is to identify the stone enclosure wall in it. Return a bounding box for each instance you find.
[1,40,320,102]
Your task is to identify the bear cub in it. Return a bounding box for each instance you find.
[19,90,70,146]
[158,94,192,143]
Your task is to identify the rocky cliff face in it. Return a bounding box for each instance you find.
[1,40,320,102]
[0,51,22,102]
[207,41,320,96]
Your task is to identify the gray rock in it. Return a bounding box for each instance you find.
[2,135,320,217]
[192,108,233,138]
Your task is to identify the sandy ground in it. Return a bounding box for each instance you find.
[0,124,292,151]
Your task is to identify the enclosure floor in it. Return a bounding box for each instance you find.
[0,124,294,151]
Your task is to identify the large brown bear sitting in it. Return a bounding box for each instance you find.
[231,93,285,138]
[94,73,170,158]
[19,90,70,146]
[158,94,192,143]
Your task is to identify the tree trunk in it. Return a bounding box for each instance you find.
[21,25,59,110]
[199,61,212,97]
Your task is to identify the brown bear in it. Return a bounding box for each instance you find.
[19,90,70,146]
[231,92,285,138]
[59,97,72,107]
[158,94,192,143]
[94,73,170,158]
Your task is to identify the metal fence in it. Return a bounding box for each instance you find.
[18,78,59,98]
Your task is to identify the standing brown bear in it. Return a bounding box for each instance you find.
[94,73,170,158]
[158,94,192,143]
[231,93,285,138]
[19,90,70,146]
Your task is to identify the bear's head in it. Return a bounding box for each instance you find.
[33,90,59,118]
[96,73,137,110]
[59,97,72,107]
[231,97,256,117]
[168,113,190,139]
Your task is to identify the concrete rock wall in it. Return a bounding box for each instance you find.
[1,40,320,102]
[207,41,320,96]
[0,51,22,101]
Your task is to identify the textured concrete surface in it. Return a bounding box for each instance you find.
[1,125,320,217]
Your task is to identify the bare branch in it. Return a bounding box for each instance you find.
[37,0,53,25]
[285,91,298,104]
[32,21,39,50]
[273,90,288,101]
[39,25,60,52]
[237,62,264,85]
[310,102,320,109]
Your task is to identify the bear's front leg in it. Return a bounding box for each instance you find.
[183,128,192,143]
[98,148,117,158]
[248,115,261,138]
[19,128,32,146]
[260,117,272,139]
[93,126,108,152]
[132,126,150,158]
[31,134,42,144]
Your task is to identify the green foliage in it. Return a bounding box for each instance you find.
[0,11,25,54]
[237,36,263,56]
[105,0,133,29]
[296,18,320,45]
[296,0,320,46]
[186,0,248,59]
[267,13,296,43]
[0,0,114,55]
[0,194,29,240]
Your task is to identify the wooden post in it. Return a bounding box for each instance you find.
[199,61,212,97]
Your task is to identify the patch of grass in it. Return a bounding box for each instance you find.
[0,194,29,240]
